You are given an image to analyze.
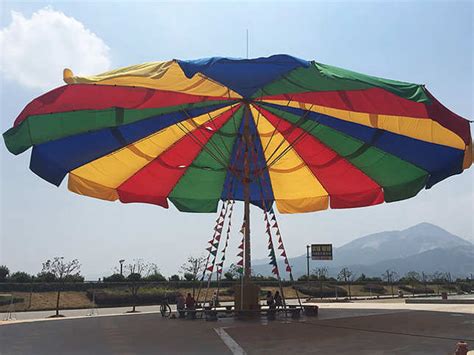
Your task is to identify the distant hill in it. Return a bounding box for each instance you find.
[252,223,473,278]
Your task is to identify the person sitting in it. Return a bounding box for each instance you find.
[266,291,275,309]
[185,293,196,310]
[185,293,197,320]
[274,291,283,309]
[176,293,185,318]
[211,291,219,308]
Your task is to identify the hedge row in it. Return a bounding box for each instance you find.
[399,285,435,294]
[294,284,348,298]
[86,289,180,306]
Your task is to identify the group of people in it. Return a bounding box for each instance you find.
[176,293,196,317]
[266,290,283,309]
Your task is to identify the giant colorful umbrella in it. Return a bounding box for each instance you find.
[3,55,472,306]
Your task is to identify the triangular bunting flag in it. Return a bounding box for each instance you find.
[281,251,286,257]
[286,265,291,272]
[272,266,279,276]
[207,265,214,272]
[210,249,217,256]
[213,242,219,249]
[238,243,244,249]
[215,234,221,241]
[284,258,289,264]
[271,214,276,222]
[278,244,284,250]
[272,222,278,229]
[237,251,243,257]
[237,259,243,266]
[217,268,223,274]
[208,239,214,244]
[206,246,212,252]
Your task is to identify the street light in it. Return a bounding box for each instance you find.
[119,259,125,276]
[306,245,310,281]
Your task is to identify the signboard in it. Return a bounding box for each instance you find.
[311,244,333,260]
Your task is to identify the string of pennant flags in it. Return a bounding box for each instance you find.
[201,203,292,280]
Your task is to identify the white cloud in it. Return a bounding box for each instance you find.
[0,7,111,90]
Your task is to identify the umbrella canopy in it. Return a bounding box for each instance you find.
[3,55,472,214]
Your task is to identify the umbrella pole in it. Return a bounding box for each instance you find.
[236,103,259,316]
[243,103,251,284]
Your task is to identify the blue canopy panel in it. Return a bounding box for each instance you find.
[221,108,274,209]
[178,54,309,98]
[29,102,232,186]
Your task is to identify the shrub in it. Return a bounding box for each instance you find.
[362,284,386,294]
[0,295,23,306]
[294,284,348,298]
[458,283,472,293]
[144,273,166,282]
[87,288,180,307]
[103,274,125,282]
[8,272,33,283]
[399,285,434,294]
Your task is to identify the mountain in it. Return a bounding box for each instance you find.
[252,223,473,278]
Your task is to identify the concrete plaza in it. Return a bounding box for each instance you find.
[1,301,473,354]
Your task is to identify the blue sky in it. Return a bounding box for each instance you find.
[0,1,472,279]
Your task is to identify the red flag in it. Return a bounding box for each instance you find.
[286,265,292,272]
[272,267,279,276]
[238,243,244,249]
[237,259,243,266]
[217,268,223,274]
[215,234,221,241]
[208,239,214,244]
[281,250,286,257]
[278,244,284,250]
[207,265,214,272]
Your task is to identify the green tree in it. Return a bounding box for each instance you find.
[0,265,9,282]
[103,273,125,282]
[180,255,206,297]
[125,259,150,312]
[169,274,180,281]
[313,267,328,300]
[382,270,399,297]
[41,257,81,317]
[403,271,421,296]
[9,271,32,283]
[338,267,354,300]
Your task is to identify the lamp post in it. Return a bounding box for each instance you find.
[306,245,310,281]
[119,259,125,276]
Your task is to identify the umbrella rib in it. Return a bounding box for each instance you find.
[255,103,315,165]
[179,108,232,166]
[267,119,322,169]
[174,119,228,169]
[260,98,295,155]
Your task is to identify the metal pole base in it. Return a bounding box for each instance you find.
[233,282,260,319]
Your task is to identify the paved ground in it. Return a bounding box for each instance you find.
[1,303,473,354]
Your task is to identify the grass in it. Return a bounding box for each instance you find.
[0,284,460,312]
